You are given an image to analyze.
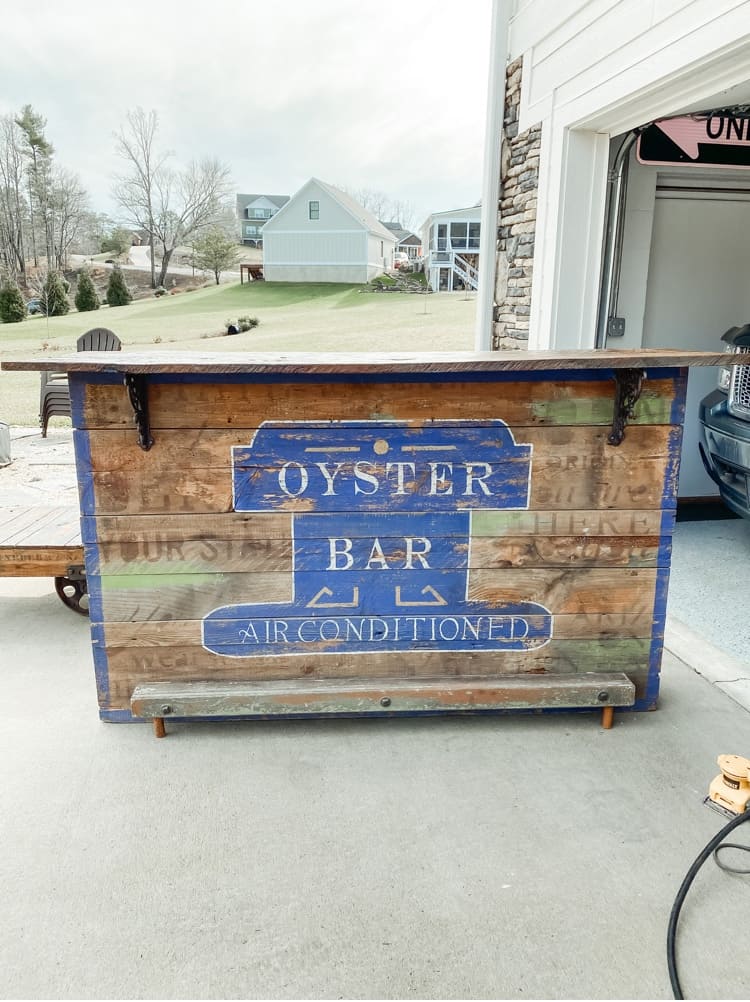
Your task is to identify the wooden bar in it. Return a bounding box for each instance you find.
[2,348,715,730]
[131,673,637,719]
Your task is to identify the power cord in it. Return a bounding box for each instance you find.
[667,809,750,999]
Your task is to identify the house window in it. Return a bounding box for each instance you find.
[450,222,468,248]
[253,208,267,219]
[469,222,480,248]
[309,200,320,220]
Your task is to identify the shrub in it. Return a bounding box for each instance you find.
[154,285,167,298]
[106,266,132,307]
[226,316,260,333]
[0,278,27,323]
[40,271,70,316]
[74,269,100,312]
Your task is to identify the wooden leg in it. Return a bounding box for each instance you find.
[153,717,166,739]
[601,705,614,730]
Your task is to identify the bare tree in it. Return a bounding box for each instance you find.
[113,108,166,287]
[0,115,28,280]
[151,158,232,287]
[339,185,417,231]
[50,167,89,270]
[113,109,231,288]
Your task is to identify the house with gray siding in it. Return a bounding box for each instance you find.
[236,193,290,247]
[262,179,397,283]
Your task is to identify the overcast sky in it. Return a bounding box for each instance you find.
[0,0,492,232]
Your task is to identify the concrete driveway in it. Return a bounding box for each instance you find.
[3,430,750,999]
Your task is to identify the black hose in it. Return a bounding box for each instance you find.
[667,809,750,999]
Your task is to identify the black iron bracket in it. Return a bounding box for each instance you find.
[608,368,645,446]
[124,373,154,451]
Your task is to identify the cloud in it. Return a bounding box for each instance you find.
[0,0,491,226]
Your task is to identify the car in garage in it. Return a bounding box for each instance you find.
[699,323,750,517]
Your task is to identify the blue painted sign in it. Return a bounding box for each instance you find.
[203,420,553,657]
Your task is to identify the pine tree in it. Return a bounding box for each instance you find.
[106,266,132,307]
[0,278,27,323]
[74,269,100,312]
[40,270,70,316]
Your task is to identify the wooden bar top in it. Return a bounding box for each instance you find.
[1,348,744,375]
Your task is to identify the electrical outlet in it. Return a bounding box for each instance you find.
[607,316,626,338]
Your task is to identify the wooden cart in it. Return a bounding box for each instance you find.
[0,506,86,613]
[3,348,742,734]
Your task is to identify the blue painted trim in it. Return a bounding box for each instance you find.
[669,368,688,426]
[77,366,682,388]
[69,411,109,705]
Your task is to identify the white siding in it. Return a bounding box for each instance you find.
[499,0,750,348]
[266,182,365,234]
[264,231,366,266]
[367,232,393,279]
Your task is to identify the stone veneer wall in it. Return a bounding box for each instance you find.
[492,58,542,350]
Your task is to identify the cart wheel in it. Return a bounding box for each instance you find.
[55,574,90,616]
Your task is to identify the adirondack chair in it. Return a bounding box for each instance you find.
[40,328,121,436]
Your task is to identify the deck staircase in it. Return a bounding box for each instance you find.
[453,253,479,290]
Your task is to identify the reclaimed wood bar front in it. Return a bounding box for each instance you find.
[4,349,738,734]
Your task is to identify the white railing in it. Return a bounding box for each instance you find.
[453,253,479,290]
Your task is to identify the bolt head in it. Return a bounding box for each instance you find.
[160,704,173,714]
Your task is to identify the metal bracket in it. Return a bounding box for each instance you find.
[65,563,86,581]
[124,373,154,451]
[608,368,645,446]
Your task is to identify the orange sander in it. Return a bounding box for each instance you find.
[705,754,750,818]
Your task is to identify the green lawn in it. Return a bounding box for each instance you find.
[0,281,477,425]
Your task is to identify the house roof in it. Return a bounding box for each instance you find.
[312,179,396,241]
[263,179,398,242]
[380,221,415,242]
[236,193,290,211]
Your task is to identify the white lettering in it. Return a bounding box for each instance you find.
[327,537,354,570]
[429,462,454,495]
[385,461,416,494]
[438,617,460,641]
[366,538,389,570]
[404,536,431,569]
[353,461,379,495]
[316,462,345,496]
[297,620,317,642]
[464,462,493,496]
[320,619,340,641]
[278,462,308,497]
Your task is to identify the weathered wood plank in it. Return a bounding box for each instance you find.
[0,347,733,372]
[84,508,669,543]
[104,637,651,700]
[77,378,680,431]
[466,567,657,614]
[89,534,665,576]
[0,506,79,545]
[83,424,677,516]
[0,546,83,577]
[102,613,657,648]
[96,566,657,621]
[130,673,637,719]
[85,462,672,515]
